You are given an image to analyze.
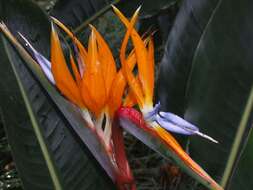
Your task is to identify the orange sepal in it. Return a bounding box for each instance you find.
[113,6,154,108]
[108,72,126,117]
[51,17,88,70]
[124,88,137,107]
[80,81,98,115]
[147,37,155,104]
[130,29,152,106]
[118,7,145,108]
[50,23,84,107]
[90,25,117,98]
[81,30,106,117]
[108,50,137,117]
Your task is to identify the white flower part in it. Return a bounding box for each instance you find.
[80,108,94,127]
[18,32,55,84]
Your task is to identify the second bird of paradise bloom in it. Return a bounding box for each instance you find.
[13,6,223,190]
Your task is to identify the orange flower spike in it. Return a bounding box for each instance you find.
[80,81,98,116]
[119,7,145,109]
[50,23,84,107]
[124,88,137,107]
[124,45,151,107]
[108,50,137,116]
[81,29,107,117]
[108,74,126,117]
[131,31,153,108]
[51,17,88,67]
[147,37,155,103]
[113,6,154,109]
[90,25,117,98]
[122,37,151,108]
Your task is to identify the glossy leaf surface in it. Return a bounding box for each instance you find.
[158,0,253,187]
[229,128,253,190]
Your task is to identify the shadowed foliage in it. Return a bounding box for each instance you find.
[158,0,253,188]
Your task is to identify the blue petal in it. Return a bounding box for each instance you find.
[157,112,218,143]
[144,102,161,121]
[33,53,55,84]
[156,114,198,135]
[18,33,55,84]
[159,112,199,132]
[143,103,218,143]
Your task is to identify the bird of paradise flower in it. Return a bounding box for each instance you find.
[0,6,223,190]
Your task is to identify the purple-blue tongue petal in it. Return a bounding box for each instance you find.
[159,112,199,131]
[156,114,199,135]
[144,102,161,121]
[157,112,218,143]
[18,33,55,84]
[143,103,218,143]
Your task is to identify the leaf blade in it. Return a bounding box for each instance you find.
[158,0,253,185]
[2,37,63,190]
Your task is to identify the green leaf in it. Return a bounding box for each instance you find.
[222,87,253,189]
[2,37,62,190]
[158,0,220,116]
[0,38,55,190]
[51,0,177,41]
[51,0,119,34]
[117,0,178,18]
[229,129,253,190]
[0,0,115,189]
[158,0,253,187]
